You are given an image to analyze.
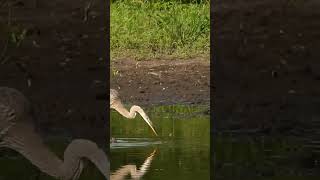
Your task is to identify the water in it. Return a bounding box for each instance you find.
[110,105,210,180]
[213,134,320,180]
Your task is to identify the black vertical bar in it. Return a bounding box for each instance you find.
[106,0,111,155]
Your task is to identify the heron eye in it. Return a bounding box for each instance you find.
[7,110,15,119]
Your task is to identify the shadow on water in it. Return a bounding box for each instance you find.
[110,105,210,180]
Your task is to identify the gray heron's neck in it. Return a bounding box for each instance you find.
[2,124,109,180]
[63,139,110,179]
[112,101,137,119]
[3,122,64,178]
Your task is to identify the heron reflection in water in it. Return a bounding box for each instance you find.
[0,87,109,180]
[110,89,158,136]
[111,149,157,180]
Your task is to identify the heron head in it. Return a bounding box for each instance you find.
[131,106,158,136]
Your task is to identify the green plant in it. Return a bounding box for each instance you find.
[9,28,27,47]
[111,0,210,60]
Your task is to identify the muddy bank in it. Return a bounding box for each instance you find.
[212,0,320,134]
[111,58,210,106]
[0,0,108,146]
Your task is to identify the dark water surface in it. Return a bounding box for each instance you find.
[110,105,210,180]
[213,133,320,180]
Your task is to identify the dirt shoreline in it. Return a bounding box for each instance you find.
[111,58,210,106]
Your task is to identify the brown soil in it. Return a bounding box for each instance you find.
[213,0,320,134]
[0,0,108,146]
[111,58,210,106]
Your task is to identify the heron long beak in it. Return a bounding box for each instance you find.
[143,116,158,136]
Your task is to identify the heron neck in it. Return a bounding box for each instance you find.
[112,101,137,119]
[63,139,110,179]
[3,122,63,178]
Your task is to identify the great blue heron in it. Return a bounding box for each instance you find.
[0,87,109,180]
[111,149,156,180]
[110,89,158,136]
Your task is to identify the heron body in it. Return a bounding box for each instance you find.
[0,87,109,180]
[0,87,31,139]
[110,89,158,136]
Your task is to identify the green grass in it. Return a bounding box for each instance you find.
[111,0,210,60]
